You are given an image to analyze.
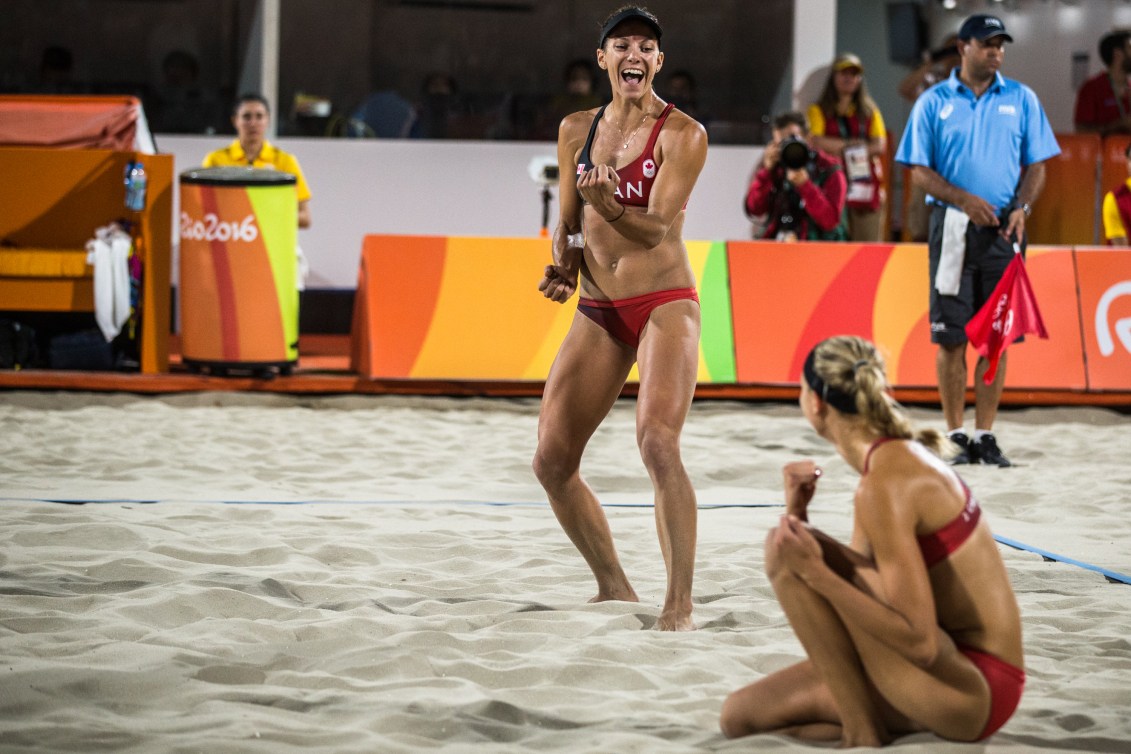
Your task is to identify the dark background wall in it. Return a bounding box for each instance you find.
[2,0,791,142]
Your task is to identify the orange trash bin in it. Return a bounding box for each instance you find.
[179,166,299,376]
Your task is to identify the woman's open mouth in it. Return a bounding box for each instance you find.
[622,68,645,85]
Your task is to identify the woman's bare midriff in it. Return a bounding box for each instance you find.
[578,206,696,300]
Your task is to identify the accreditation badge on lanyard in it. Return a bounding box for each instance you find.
[843,143,875,203]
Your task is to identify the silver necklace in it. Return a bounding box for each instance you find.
[613,103,651,149]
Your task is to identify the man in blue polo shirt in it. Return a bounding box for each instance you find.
[896,13,1060,467]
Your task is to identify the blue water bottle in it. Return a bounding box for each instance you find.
[124,160,148,211]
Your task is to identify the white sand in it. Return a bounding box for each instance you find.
[1,392,1129,752]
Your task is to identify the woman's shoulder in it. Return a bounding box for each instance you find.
[857,440,961,511]
[566,105,602,126]
[203,141,239,164]
[662,107,708,148]
[558,107,600,141]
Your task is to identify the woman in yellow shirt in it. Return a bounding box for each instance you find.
[203,94,312,228]
[807,54,887,242]
[1102,143,1131,246]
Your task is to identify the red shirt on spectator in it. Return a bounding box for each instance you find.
[745,149,847,241]
[1074,72,1131,132]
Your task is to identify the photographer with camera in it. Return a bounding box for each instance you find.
[745,111,847,242]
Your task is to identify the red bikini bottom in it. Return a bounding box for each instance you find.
[576,287,699,349]
[958,645,1025,740]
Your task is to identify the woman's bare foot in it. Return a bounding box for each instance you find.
[588,585,639,603]
[657,607,696,631]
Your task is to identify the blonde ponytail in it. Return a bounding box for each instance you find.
[808,336,950,456]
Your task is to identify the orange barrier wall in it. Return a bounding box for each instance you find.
[1075,248,1131,390]
[350,235,736,382]
[351,235,1130,392]
[1028,133,1100,246]
[727,242,1086,389]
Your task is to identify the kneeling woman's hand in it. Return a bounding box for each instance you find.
[782,460,822,522]
[773,514,824,584]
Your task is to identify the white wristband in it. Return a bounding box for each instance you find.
[567,233,584,247]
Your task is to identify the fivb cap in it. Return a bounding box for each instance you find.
[598,7,662,48]
[958,14,1013,43]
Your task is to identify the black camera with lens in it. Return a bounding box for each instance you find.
[779,136,813,171]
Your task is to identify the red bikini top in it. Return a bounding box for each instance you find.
[863,438,982,569]
[576,102,675,208]
[917,484,981,568]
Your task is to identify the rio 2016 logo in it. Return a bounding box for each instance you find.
[180,211,259,243]
[1095,281,1131,357]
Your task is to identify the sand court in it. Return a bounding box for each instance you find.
[1,392,1129,752]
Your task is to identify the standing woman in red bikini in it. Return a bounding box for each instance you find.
[533,5,708,632]
[720,335,1024,744]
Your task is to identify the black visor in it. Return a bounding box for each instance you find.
[598,8,662,48]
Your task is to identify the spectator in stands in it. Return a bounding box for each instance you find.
[415,71,460,139]
[150,50,222,134]
[745,111,847,242]
[536,58,604,141]
[33,46,80,94]
[1074,30,1131,135]
[351,86,417,139]
[807,53,887,242]
[666,69,708,126]
[898,35,960,102]
[1102,142,1131,246]
[895,14,1060,467]
[898,36,960,242]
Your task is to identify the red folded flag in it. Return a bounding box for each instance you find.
[964,250,1049,385]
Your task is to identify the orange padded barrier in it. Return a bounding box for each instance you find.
[1100,134,1131,203]
[1075,248,1131,390]
[349,234,737,383]
[725,241,1088,390]
[351,236,1124,392]
[1027,133,1101,246]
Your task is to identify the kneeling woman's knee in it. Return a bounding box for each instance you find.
[719,689,759,739]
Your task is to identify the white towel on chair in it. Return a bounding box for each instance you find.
[935,207,969,296]
[85,223,133,342]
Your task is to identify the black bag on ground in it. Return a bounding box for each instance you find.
[47,329,114,371]
[0,319,38,369]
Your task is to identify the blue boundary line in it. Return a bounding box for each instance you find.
[0,496,780,509]
[5,497,1128,584]
[993,535,1131,585]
